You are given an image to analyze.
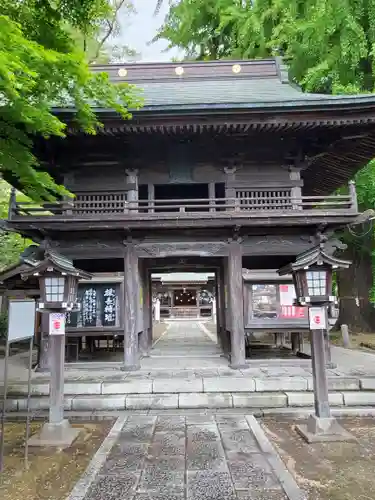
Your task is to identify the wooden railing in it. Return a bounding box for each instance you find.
[8,184,358,219]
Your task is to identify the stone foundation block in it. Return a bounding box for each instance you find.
[203,378,255,393]
[286,392,344,407]
[255,377,308,392]
[179,393,233,409]
[27,420,81,448]
[64,383,102,395]
[101,381,152,394]
[153,379,203,393]
[72,395,126,411]
[2,398,19,412]
[232,392,287,408]
[307,378,360,391]
[359,378,375,390]
[296,415,356,443]
[7,383,50,396]
[126,394,178,410]
[17,397,73,411]
[343,391,375,406]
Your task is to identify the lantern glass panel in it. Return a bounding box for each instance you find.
[45,276,65,302]
[306,270,326,296]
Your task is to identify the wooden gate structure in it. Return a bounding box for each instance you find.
[3,57,375,369]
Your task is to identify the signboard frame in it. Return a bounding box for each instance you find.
[308,306,327,330]
[49,312,65,336]
[0,299,36,473]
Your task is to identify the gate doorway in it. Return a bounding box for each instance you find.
[139,255,232,367]
[152,271,216,320]
[148,267,221,362]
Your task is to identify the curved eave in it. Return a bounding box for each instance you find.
[57,98,375,141]
[53,94,375,121]
[52,99,375,196]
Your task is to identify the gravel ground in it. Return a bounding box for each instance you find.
[262,416,375,500]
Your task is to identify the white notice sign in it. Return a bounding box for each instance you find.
[49,313,66,336]
[8,300,36,342]
[308,306,327,330]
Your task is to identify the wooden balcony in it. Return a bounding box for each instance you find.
[7,184,359,230]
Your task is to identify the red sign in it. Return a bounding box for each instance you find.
[281,306,305,318]
[49,313,65,335]
[308,307,327,329]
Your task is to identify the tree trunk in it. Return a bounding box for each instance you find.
[336,232,375,333]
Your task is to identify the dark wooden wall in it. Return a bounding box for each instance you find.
[66,162,292,192]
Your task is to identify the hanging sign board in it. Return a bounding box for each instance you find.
[49,313,65,336]
[8,300,36,342]
[308,306,327,330]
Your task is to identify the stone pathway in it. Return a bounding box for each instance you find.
[141,321,226,370]
[151,321,220,357]
[82,415,292,500]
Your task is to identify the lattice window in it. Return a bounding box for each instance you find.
[235,189,292,210]
[74,192,127,214]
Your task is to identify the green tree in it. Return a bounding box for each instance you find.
[71,0,139,63]
[0,181,30,270]
[154,0,239,60]
[157,0,375,331]
[0,0,141,202]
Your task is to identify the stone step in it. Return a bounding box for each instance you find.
[4,390,375,412]
[3,375,367,396]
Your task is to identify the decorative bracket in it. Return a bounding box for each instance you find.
[228,226,243,243]
[223,166,237,175]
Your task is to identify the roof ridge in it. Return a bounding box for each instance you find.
[90,58,278,70]
[91,58,279,84]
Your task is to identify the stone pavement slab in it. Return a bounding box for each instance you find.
[77,414,301,500]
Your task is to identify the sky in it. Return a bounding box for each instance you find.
[118,0,180,62]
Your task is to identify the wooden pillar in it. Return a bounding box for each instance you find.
[148,183,155,213]
[208,182,216,212]
[146,268,153,350]
[228,240,246,369]
[126,168,139,213]
[216,266,225,351]
[138,259,146,356]
[62,172,75,215]
[310,329,331,418]
[290,167,302,210]
[291,332,299,354]
[122,243,140,371]
[223,259,231,356]
[49,332,65,424]
[37,314,50,372]
[349,180,358,213]
[224,166,237,211]
[139,262,151,357]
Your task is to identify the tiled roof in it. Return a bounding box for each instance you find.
[137,79,324,108]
